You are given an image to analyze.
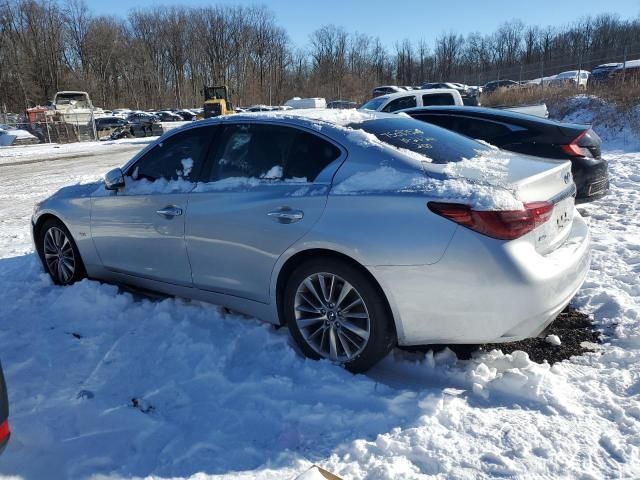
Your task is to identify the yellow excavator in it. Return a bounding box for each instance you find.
[201,85,234,118]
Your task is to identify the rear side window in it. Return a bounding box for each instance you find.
[128,127,214,182]
[413,114,455,130]
[382,96,417,112]
[450,117,512,141]
[422,94,455,106]
[285,130,341,180]
[204,123,340,182]
[349,117,489,164]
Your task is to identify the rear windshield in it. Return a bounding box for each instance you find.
[349,117,490,164]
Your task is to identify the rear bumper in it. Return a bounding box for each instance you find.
[574,158,609,203]
[371,211,591,346]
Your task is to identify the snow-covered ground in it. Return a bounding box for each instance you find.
[0,117,638,479]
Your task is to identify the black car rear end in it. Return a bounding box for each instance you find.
[404,106,609,204]
[0,362,9,453]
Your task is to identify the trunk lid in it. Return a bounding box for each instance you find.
[446,153,576,254]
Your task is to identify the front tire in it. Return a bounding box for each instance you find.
[283,258,396,372]
[38,218,86,285]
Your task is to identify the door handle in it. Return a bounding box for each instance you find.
[267,207,304,224]
[156,205,183,217]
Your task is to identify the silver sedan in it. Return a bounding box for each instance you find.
[32,110,591,372]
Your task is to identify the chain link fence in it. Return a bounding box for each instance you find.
[0,110,99,147]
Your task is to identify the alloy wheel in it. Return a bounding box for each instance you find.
[43,227,76,284]
[294,272,371,362]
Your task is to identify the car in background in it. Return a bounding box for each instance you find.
[327,100,357,109]
[0,125,39,146]
[403,106,608,203]
[247,105,274,112]
[176,110,196,121]
[155,111,183,122]
[482,79,519,94]
[126,112,163,137]
[360,88,463,112]
[0,361,9,454]
[421,82,479,106]
[550,70,590,89]
[610,59,640,84]
[111,108,132,118]
[587,63,622,88]
[371,85,408,97]
[94,116,128,131]
[32,110,591,372]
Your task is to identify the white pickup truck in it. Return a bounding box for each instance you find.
[360,89,548,118]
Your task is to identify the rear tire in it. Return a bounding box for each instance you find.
[283,258,396,373]
[38,218,86,286]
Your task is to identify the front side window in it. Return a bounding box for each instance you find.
[382,96,417,112]
[204,123,341,183]
[127,127,214,182]
[450,117,512,141]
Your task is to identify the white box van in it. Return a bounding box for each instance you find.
[285,97,327,109]
[360,88,463,112]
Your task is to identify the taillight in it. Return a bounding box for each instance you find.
[428,201,554,240]
[0,419,9,442]
[561,129,591,157]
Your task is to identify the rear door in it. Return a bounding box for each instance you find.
[185,122,345,302]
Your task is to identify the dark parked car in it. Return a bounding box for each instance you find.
[126,113,163,137]
[588,63,622,88]
[155,111,183,122]
[482,79,519,94]
[176,110,196,121]
[0,362,9,454]
[610,60,640,84]
[404,106,608,203]
[94,116,128,131]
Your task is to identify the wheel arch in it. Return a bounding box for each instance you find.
[33,213,65,257]
[33,213,86,275]
[273,248,398,338]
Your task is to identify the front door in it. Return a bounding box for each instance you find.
[91,126,216,285]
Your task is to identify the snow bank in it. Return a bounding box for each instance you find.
[551,96,640,150]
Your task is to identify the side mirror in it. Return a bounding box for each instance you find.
[104,168,125,190]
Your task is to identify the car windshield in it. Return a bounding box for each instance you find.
[557,71,578,78]
[349,117,490,164]
[360,97,387,111]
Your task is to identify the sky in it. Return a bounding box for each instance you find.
[84,0,640,49]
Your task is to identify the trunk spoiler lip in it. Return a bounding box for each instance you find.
[548,183,577,205]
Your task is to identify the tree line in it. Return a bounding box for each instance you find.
[1,0,639,112]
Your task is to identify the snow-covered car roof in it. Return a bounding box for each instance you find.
[365,88,459,103]
[556,70,590,77]
[215,108,395,127]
